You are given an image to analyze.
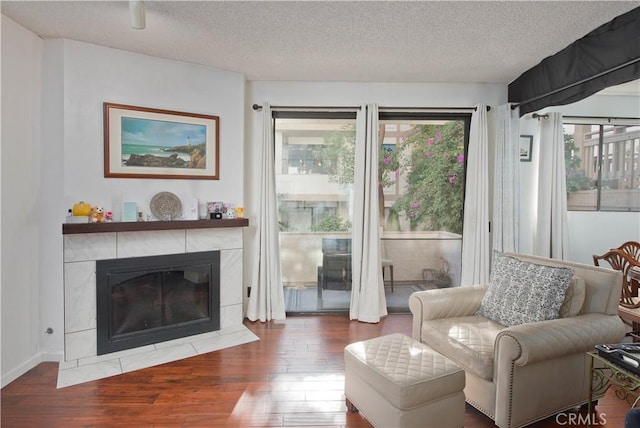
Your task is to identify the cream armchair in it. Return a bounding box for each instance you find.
[409,252,625,428]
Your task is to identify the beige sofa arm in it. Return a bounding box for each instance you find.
[409,285,488,340]
[495,313,626,366]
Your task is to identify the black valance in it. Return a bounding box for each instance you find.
[508,6,640,116]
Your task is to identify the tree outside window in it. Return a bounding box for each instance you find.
[392,121,465,233]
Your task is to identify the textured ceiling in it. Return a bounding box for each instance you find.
[2,1,639,84]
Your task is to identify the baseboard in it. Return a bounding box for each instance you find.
[1,350,62,388]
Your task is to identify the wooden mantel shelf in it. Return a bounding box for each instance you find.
[62,218,249,235]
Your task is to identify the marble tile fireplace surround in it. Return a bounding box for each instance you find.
[62,219,248,363]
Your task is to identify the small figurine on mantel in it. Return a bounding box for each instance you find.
[90,206,106,223]
[224,203,237,219]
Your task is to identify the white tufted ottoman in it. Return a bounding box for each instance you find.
[344,333,464,428]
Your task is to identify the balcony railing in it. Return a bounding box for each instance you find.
[280,231,462,287]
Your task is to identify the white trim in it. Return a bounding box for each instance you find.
[1,351,62,388]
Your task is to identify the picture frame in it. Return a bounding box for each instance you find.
[519,135,533,162]
[104,103,219,179]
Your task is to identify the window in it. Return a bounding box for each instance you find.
[564,121,640,211]
[274,113,356,234]
[378,113,470,234]
[283,144,328,175]
[378,113,471,288]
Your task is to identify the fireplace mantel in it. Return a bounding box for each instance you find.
[62,218,249,234]
[62,220,246,362]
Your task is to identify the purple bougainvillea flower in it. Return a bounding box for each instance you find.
[427,138,434,145]
[383,156,391,165]
[457,154,464,164]
[436,131,442,141]
[410,201,421,209]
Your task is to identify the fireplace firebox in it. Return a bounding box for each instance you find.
[96,251,220,355]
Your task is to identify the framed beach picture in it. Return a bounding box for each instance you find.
[519,135,533,162]
[104,103,219,179]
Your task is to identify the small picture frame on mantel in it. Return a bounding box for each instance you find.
[519,135,533,162]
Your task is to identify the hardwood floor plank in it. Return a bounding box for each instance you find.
[283,411,348,426]
[202,413,285,427]
[1,314,633,427]
[265,400,345,414]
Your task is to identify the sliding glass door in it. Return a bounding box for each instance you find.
[274,110,470,314]
[378,113,470,293]
[274,112,356,313]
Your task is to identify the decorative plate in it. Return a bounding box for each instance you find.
[150,192,182,220]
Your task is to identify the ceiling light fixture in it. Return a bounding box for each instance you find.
[129,0,146,30]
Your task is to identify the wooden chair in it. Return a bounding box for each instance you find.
[616,241,640,296]
[593,248,640,309]
[615,241,640,263]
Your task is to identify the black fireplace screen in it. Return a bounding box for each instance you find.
[96,251,220,355]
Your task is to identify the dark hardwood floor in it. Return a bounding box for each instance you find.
[1,314,631,427]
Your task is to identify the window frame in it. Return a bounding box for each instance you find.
[378,111,472,229]
[564,118,640,212]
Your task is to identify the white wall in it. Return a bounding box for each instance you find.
[518,92,640,264]
[1,16,44,386]
[2,27,246,385]
[59,39,245,213]
[244,81,507,290]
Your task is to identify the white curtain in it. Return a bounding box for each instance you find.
[534,112,570,259]
[461,104,491,285]
[349,104,387,322]
[492,104,520,254]
[246,103,286,322]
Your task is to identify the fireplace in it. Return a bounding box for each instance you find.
[96,251,220,355]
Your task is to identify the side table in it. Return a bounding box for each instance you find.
[588,351,640,424]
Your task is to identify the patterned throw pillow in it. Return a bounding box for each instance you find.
[477,253,575,326]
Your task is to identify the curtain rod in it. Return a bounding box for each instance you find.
[252,104,490,112]
[380,106,490,112]
[510,57,640,110]
[252,104,360,111]
[532,113,640,121]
